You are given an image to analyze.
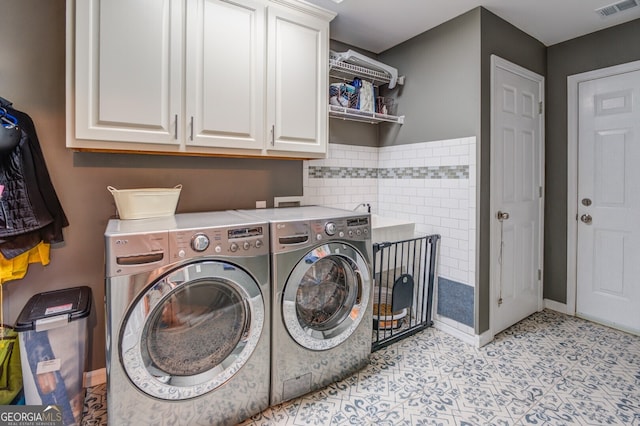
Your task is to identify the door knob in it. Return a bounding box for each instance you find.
[580,214,592,224]
[497,211,510,221]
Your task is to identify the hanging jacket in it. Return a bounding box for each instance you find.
[0,100,68,259]
[0,129,54,236]
[0,242,50,284]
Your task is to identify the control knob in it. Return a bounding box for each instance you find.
[325,222,337,236]
[191,233,210,252]
[243,241,251,250]
[230,242,239,252]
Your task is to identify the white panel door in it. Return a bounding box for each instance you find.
[491,56,544,335]
[185,0,264,150]
[266,5,328,155]
[75,0,182,145]
[577,70,640,334]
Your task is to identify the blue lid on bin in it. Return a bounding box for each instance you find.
[14,286,92,332]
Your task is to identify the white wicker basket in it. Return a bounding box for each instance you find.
[107,184,182,220]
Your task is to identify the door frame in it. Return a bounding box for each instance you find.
[566,59,640,315]
[489,55,545,336]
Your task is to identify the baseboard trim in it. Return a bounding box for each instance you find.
[477,329,495,347]
[433,320,494,348]
[544,299,569,315]
[83,368,106,388]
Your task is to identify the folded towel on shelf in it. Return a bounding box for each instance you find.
[359,80,375,113]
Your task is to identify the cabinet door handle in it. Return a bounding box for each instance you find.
[190,116,194,141]
[271,125,275,146]
[174,114,178,140]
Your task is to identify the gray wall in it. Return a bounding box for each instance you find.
[479,9,546,332]
[378,8,482,147]
[376,8,545,334]
[0,0,302,370]
[544,18,640,303]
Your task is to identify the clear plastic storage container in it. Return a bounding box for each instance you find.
[15,286,92,426]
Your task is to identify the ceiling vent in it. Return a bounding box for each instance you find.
[596,0,639,17]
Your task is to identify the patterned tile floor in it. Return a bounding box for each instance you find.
[81,310,640,425]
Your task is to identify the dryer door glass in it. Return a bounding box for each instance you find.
[143,280,246,376]
[283,242,371,350]
[120,260,265,400]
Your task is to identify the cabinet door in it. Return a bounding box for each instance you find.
[266,5,329,155]
[185,0,265,150]
[74,0,182,145]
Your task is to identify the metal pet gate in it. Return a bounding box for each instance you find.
[371,233,440,351]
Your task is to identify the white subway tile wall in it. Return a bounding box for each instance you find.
[303,137,477,291]
[302,144,379,210]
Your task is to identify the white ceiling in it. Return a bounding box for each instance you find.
[303,0,640,53]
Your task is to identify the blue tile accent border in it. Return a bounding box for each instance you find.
[308,165,469,179]
[437,277,474,327]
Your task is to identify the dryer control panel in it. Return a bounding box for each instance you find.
[105,213,269,277]
[105,231,170,278]
[168,225,268,262]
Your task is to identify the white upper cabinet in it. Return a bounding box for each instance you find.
[185,0,264,150]
[266,4,329,155]
[67,0,335,158]
[73,0,183,146]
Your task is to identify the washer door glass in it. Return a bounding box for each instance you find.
[283,243,370,350]
[120,261,264,400]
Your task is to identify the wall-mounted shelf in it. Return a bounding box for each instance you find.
[329,105,404,124]
[329,50,404,88]
[328,50,405,125]
[329,57,392,87]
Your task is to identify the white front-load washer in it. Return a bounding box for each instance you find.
[104,211,270,425]
[237,206,373,405]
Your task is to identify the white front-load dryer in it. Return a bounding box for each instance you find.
[104,211,270,425]
[238,206,373,405]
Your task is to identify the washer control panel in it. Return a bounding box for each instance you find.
[169,224,268,261]
[272,215,370,254]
